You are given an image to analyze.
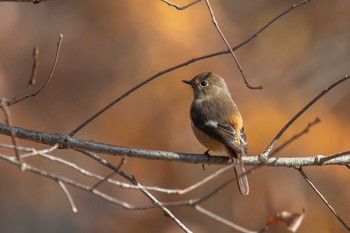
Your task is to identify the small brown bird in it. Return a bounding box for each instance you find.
[183,72,249,195]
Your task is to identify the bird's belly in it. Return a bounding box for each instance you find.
[191,123,225,152]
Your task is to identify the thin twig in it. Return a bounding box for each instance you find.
[195,205,255,233]
[68,1,309,136]
[261,75,350,160]
[270,117,321,155]
[178,165,232,195]
[161,0,201,10]
[0,153,133,208]
[128,166,261,210]
[76,150,192,233]
[58,180,78,213]
[0,142,219,195]
[20,144,59,159]
[298,168,350,231]
[0,149,192,232]
[90,157,126,190]
[28,46,39,88]
[204,0,262,89]
[0,98,23,170]
[1,34,63,108]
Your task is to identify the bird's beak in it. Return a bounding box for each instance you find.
[182,80,195,86]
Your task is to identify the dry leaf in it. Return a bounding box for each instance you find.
[266,209,306,232]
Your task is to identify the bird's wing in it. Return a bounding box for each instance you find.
[191,116,242,155]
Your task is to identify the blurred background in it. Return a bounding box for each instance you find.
[0,0,349,232]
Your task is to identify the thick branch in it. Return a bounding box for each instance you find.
[0,0,47,3]
[0,123,348,167]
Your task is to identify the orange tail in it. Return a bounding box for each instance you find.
[233,158,249,195]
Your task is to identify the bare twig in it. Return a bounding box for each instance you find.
[58,180,78,213]
[261,75,350,160]
[1,142,223,195]
[0,34,63,108]
[68,0,309,136]
[76,150,192,233]
[195,205,255,233]
[90,157,126,190]
[162,0,251,104]
[0,148,191,232]
[204,0,262,89]
[128,166,260,210]
[161,0,201,10]
[0,98,23,170]
[20,144,59,159]
[0,153,132,208]
[298,168,350,231]
[270,117,321,155]
[178,165,232,194]
[28,46,39,88]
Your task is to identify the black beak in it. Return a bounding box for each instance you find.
[182,80,195,86]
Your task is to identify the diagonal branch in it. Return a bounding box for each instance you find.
[76,150,192,233]
[90,157,126,191]
[204,0,262,89]
[270,117,321,155]
[68,0,310,136]
[261,75,350,160]
[196,205,255,233]
[298,168,350,231]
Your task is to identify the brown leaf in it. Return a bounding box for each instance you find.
[266,209,306,232]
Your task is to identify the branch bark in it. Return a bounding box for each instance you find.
[0,0,48,3]
[0,123,349,167]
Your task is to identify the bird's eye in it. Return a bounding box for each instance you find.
[200,80,208,87]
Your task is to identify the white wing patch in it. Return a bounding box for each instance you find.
[205,120,218,127]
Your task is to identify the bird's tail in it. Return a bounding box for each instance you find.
[232,157,249,195]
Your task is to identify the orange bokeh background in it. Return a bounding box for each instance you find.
[0,1,349,232]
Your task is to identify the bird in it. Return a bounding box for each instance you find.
[183,72,249,195]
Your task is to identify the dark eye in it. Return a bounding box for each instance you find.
[200,80,208,87]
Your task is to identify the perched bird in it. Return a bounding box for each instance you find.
[183,72,249,195]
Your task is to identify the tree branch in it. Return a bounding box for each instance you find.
[0,0,48,3]
[0,123,349,167]
[68,0,310,136]
[195,205,255,233]
[298,168,350,231]
[204,0,262,89]
[0,99,23,170]
[261,75,350,160]
[0,34,63,108]
[76,150,191,233]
